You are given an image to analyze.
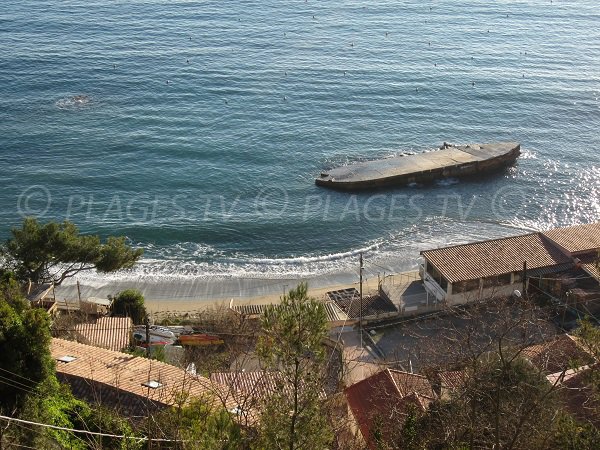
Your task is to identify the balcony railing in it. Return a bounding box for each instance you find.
[421,270,447,302]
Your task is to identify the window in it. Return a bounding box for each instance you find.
[142,380,163,389]
[453,279,480,293]
[427,263,439,280]
[482,277,493,288]
[484,274,512,288]
[440,276,448,291]
[57,355,77,363]
[230,406,243,415]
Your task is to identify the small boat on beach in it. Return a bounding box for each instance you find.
[132,332,175,345]
[133,325,176,339]
[315,142,521,191]
[178,333,224,346]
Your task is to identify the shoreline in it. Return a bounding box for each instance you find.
[144,275,385,314]
[53,262,421,313]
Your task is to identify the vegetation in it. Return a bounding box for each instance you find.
[0,275,140,449]
[0,276,55,410]
[256,282,333,450]
[378,299,600,450]
[18,382,141,450]
[151,397,245,450]
[412,356,561,449]
[112,289,147,324]
[1,240,599,450]
[1,217,143,286]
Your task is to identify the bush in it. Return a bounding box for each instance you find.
[112,289,146,324]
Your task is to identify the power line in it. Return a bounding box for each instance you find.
[0,441,39,449]
[0,415,182,443]
[0,368,37,386]
[0,377,36,396]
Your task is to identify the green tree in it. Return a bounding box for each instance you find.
[112,289,146,325]
[411,356,562,449]
[15,380,141,450]
[151,397,245,449]
[576,318,600,361]
[547,412,600,450]
[0,277,141,449]
[1,217,143,286]
[0,278,55,410]
[255,283,333,450]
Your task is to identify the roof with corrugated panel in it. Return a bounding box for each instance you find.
[421,232,571,283]
[542,222,600,254]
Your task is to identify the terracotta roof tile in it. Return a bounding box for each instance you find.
[548,363,600,427]
[389,370,435,398]
[210,371,284,410]
[579,253,600,282]
[51,338,234,417]
[437,370,466,391]
[522,334,595,374]
[542,222,600,254]
[344,369,434,448]
[421,233,571,283]
[73,317,132,352]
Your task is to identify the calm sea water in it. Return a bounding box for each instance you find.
[1,1,599,299]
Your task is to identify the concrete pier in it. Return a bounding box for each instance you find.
[315,142,520,190]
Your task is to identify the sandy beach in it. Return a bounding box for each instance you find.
[144,276,384,314]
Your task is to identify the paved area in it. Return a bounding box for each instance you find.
[339,329,382,386]
[368,301,561,373]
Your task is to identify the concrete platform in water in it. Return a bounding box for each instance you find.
[315,142,520,191]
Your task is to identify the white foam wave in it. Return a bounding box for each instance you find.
[54,219,530,301]
[55,95,92,109]
[63,219,524,286]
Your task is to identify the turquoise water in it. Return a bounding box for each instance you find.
[1,1,599,298]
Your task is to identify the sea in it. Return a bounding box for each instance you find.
[1,0,599,302]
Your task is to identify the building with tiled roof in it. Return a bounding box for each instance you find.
[344,369,435,449]
[419,222,599,305]
[433,370,467,398]
[72,316,133,352]
[522,334,595,375]
[51,338,235,419]
[210,370,327,420]
[542,222,600,256]
[211,371,281,401]
[578,253,600,283]
[549,363,600,427]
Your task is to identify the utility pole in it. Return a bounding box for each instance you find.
[522,261,527,298]
[145,315,151,358]
[359,253,364,349]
